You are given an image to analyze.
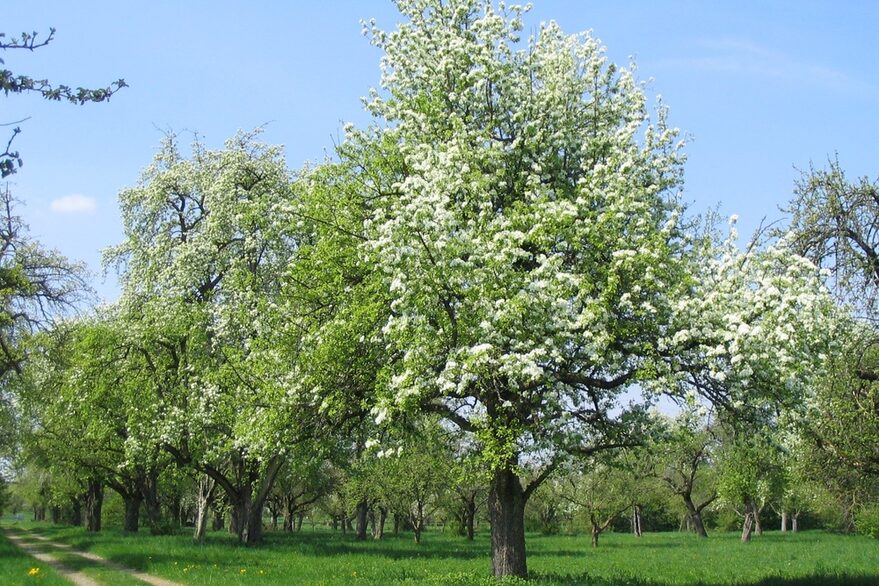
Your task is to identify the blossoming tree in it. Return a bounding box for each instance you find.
[344,1,836,577]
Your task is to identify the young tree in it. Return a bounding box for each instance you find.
[655,411,718,538]
[716,429,784,542]
[556,457,632,547]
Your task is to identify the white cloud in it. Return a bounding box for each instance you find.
[50,194,97,214]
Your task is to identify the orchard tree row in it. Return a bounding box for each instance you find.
[1,0,878,579]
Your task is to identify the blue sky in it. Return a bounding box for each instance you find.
[5,1,878,301]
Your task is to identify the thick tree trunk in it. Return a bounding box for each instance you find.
[488,467,528,579]
[84,480,104,533]
[780,511,788,532]
[355,499,369,541]
[231,491,267,545]
[51,506,61,524]
[682,495,709,538]
[123,494,142,533]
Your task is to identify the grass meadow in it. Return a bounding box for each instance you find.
[2,521,877,585]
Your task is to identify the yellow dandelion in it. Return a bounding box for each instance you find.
[28,567,41,576]
[240,568,247,574]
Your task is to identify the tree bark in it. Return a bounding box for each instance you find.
[84,479,104,533]
[741,511,754,543]
[488,467,528,579]
[70,499,82,526]
[631,505,643,537]
[792,513,799,533]
[373,506,387,540]
[212,508,225,531]
[780,510,788,532]
[122,494,142,533]
[141,472,164,534]
[591,525,601,547]
[411,501,425,544]
[682,494,709,538]
[193,475,216,542]
[355,499,369,541]
[465,499,476,541]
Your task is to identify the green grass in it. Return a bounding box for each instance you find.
[3,521,878,585]
[0,530,78,586]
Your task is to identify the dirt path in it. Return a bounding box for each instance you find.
[5,530,101,586]
[5,529,184,586]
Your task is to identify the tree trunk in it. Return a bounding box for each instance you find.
[84,479,104,533]
[51,506,61,524]
[393,513,401,534]
[373,506,387,540]
[230,491,267,545]
[122,494,142,533]
[591,524,600,547]
[465,499,476,541]
[355,499,369,541]
[741,511,754,543]
[682,494,708,538]
[488,467,528,579]
[212,508,225,531]
[792,513,799,533]
[754,506,763,536]
[632,505,643,537]
[780,510,788,532]
[194,475,216,542]
[70,499,82,526]
[411,501,425,544]
[283,496,296,532]
[141,472,164,534]
[296,513,304,532]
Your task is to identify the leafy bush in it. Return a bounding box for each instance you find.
[855,504,879,538]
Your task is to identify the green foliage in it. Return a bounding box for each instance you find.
[855,503,879,539]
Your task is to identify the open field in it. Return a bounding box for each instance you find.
[2,523,877,586]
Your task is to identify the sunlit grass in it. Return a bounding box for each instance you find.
[4,520,878,585]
